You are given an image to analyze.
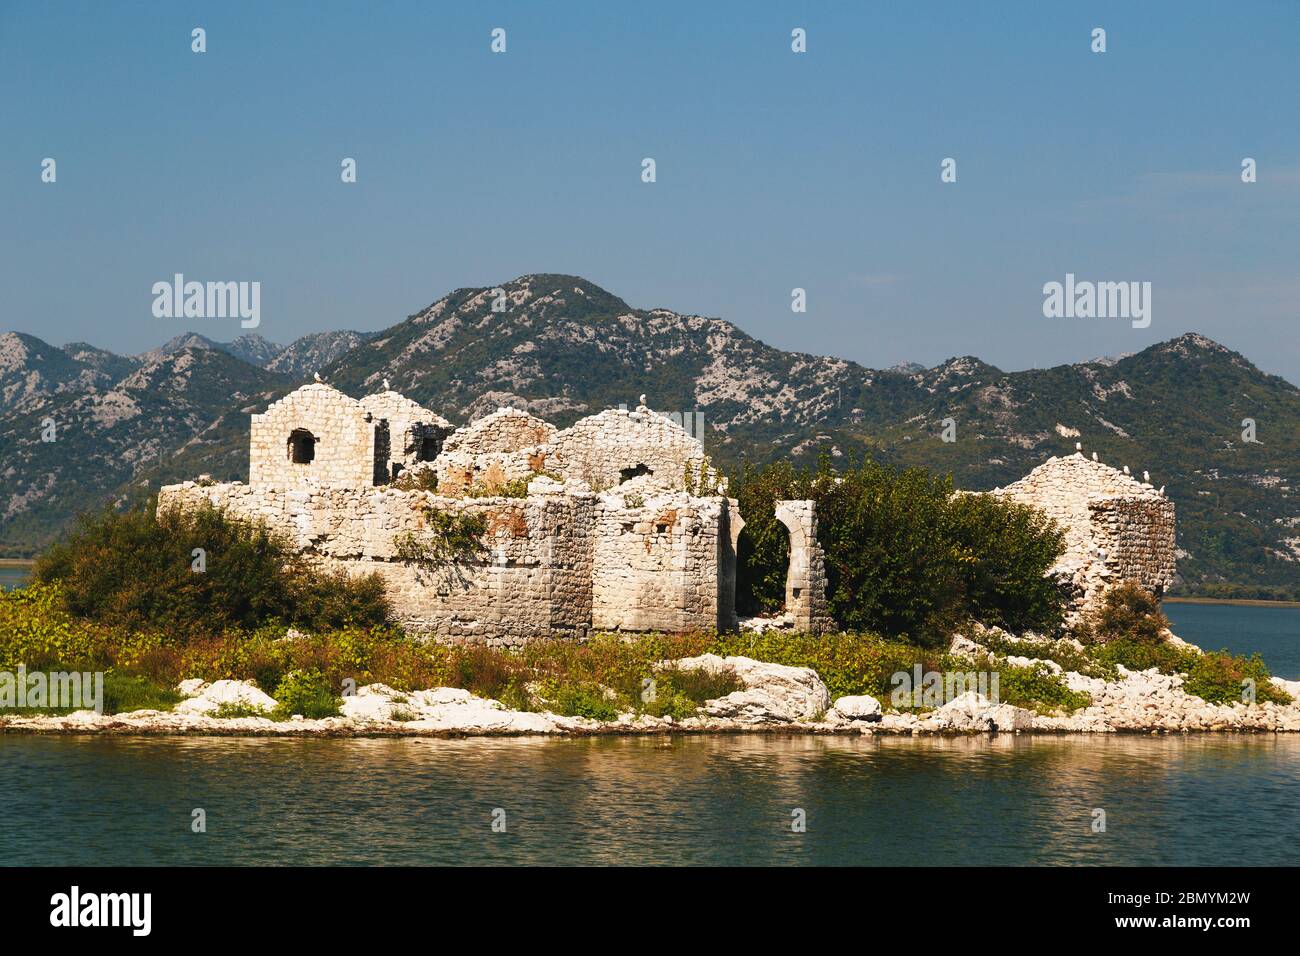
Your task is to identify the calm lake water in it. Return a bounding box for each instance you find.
[2,734,1298,866]
[0,564,31,590]
[1165,602,1300,679]
[2,582,1297,866]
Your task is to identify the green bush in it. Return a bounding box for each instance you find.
[1078,582,1169,645]
[545,681,619,721]
[33,501,391,634]
[210,700,272,719]
[1182,651,1292,706]
[945,492,1065,634]
[390,468,438,492]
[1092,637,1197,675]
[731,458,1066,643]
[712,630,940,700]
[271,669,342,719]
[975,629,1117,680]
[992,661,1092,714]
[0,582,111,670]
[641,664,744,719]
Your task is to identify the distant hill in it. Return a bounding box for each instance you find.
[2,275,1296,598]
[266,330,378,378]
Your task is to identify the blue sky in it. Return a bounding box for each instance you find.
[3,1,1298,382]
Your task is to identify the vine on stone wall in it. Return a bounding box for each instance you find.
[393,508,488,568]
[684,456,725,497]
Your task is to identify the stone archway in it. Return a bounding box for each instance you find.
[773,500,833,633]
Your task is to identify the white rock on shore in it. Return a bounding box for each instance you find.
[950,628,1300,733]
[174,679,278,716]
[827,695,882,722]
[341,684,578,734]
[674,653,831,723]
[927,692,1035,733]
[3,648,1299,738]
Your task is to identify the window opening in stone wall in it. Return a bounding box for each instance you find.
[288,429,316,464]
[417,429,439,462]
[620,463,652,483]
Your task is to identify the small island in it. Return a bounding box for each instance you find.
[2,381,1295,737]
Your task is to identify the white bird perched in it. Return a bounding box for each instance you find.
[1075,442,1082,452]
[383,377,390,391]
[1092,452,1098,461]
[638,393,647,406]
[1159,485,1165,495]
[1122,465,1130,475]
[1143,470,1150,483]
[313,371,321,383]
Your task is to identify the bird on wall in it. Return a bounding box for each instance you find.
[383,378,391,391]
[1092,452,1099,461]
[1143,471,1150,483]
[1075,442,1082,451]
[313,372,321,383]
[1123,465,1131,475]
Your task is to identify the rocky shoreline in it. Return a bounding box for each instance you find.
[5,636,1300,739]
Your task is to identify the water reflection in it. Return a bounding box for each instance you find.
[2,734,1297,866]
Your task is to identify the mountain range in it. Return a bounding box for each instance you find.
[2,274,1297,598]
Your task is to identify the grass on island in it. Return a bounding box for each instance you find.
[0,584,1084,718]
[0,580,1290,718]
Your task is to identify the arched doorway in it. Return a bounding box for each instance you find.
[735,510,791,618]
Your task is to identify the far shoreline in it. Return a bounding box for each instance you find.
[1165,596,1300,609]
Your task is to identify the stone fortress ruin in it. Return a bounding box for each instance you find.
[991,450,1178,622]
[159,384,1176,643]
[161,382,832,644]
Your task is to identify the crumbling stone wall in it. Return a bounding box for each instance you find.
[991,452,1177,619]
[774,500,834,634]
[159,479,597,646]
[1091,496,1177,592]
[159,473,739,643]
[359,391,454,480]
[435,407,556,496]
[551,403,708,492]
[590,488,740,633]
[250,384,385,488]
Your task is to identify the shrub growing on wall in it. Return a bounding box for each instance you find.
[731,457,1066,643]
[1075,580,1167,645]
[392,508,488,567]
[33,501,391,634]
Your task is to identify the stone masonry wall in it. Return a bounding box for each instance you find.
[1090,496,1178,593]
[590,489,737,633]
[551,404,707,492]
[160,476,736,644]
[774,500,835,634]
[442,407,556,456]
[159,480,597,646]
[250,384,383,488]
[358,391,454,480]
[991,452,1177,619]
[436,407,557,496]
